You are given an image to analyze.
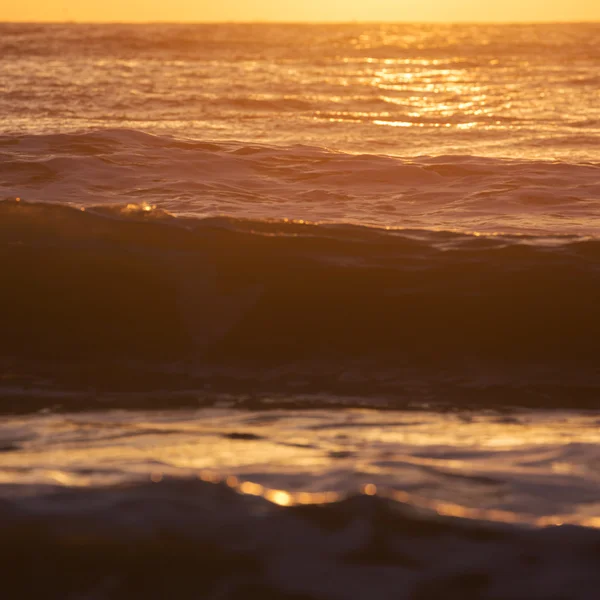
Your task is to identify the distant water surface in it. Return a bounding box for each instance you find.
[1,22,599,160]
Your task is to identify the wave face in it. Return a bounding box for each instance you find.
[2,198,599,407]
[0,129,599,407]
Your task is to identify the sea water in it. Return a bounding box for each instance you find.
[1,23,599,599]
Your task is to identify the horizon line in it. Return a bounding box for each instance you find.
[1,19,599,26]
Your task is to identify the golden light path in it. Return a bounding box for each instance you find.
[1,407,599,529]
[195,470,600,529]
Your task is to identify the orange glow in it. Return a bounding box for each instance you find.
[363,483,377,495]
[264,489,293,506]
[1,0,599,23]
[2,410,599,529]
[239,481,264,496]
[226,475,239,487]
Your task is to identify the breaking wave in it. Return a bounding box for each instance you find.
[2,199,599,408]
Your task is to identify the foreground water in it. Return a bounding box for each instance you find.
[2,406,600,598]
[1,22,599,598]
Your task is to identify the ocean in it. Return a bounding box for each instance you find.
[1,22,599,598]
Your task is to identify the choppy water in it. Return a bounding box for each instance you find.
[1,23,599,598]
[1,23,599,160]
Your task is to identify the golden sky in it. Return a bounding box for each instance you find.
[2,0,599,23]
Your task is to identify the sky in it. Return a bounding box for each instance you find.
[1,0,599,23]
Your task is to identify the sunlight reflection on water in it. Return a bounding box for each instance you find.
[1,408,599,528]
